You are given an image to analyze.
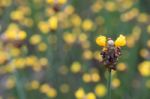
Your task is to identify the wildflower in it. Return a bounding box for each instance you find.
[96,35,126,70]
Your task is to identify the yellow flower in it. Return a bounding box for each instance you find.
[95,84,107,97]
[115,35,126,47]
[86,92,96,99]
[96,36,106,47]
[75,88,85,98]
[48,16,58,30]
[138,61,150,77]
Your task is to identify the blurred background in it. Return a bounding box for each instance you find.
[0,0,150,99]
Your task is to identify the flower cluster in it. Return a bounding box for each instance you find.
[96,35,126,70]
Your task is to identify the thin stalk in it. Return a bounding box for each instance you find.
[107,69,112,99]
[14,70,26,99]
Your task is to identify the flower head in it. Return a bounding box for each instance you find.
[96,36,106,47]
[115,35,126,47]
[95,34,126,70]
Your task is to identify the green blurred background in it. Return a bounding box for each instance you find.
[0,0,150,99]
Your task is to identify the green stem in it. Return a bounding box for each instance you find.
[14,70,26,99]
[107,69,112,99]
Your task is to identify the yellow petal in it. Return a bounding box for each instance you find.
[115,35,126,47]
[96,36,106,47]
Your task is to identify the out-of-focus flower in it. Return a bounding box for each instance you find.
[70,14,81,27]
[82,73,91,83]
[75,88,85,99]
[48,16,58,31]
[86,92,96,99]
[30,34,41,45]
[105,1,117,12]
[115,35,126,47]
[140,48,149,59]
[75,88,96,99]
[117,62,127,71]
[82,50,93,60]
[37,42,47,52]
[138,61,150,77]
[40,84,57,98]
[59,84,70,93]
[96,35,106,47]
[0,52,8,64]
[46,0,67,6]
[30,80,40,90]
[91,1,103,13]
[82,19,93,31]
[38,21,50,34]
[5,77,15,89]
[63,32,76,45]
[95,84,107,97]
[137,13,148,23]
[70,61,81,73]
[64,5,74,15]
[10,10,24,21]
[111,78,120,88]
[3,23,27,41]
[120,8,139,22]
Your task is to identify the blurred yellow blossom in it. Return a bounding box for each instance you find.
[40,84,57,98]
[70,14,81,27]
[105,1,117,12]
[64,5,74,15]
[38,21,49,34]
[117,62,127,71]
[63,32,76,45]
[112,78,120,88]
[95,84,107,97]
[82,19,93,31]
[10,10,24,21]
[75,88,85,99]
[70,61,81,73]
[82,73,91,83]
[48,16,58,30]
[58,0,67,5]
[0,52,8,64]
[5,77,15,89]
[30,34,41,45]
[82,50,93,60]
[38,42,47,52]
[91,72,100,82]
[30,80,40,90]
[138,61,150,77]
[86,92,96,99]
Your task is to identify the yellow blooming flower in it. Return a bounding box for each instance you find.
[96,36,106,47]
[115,35,126,47]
